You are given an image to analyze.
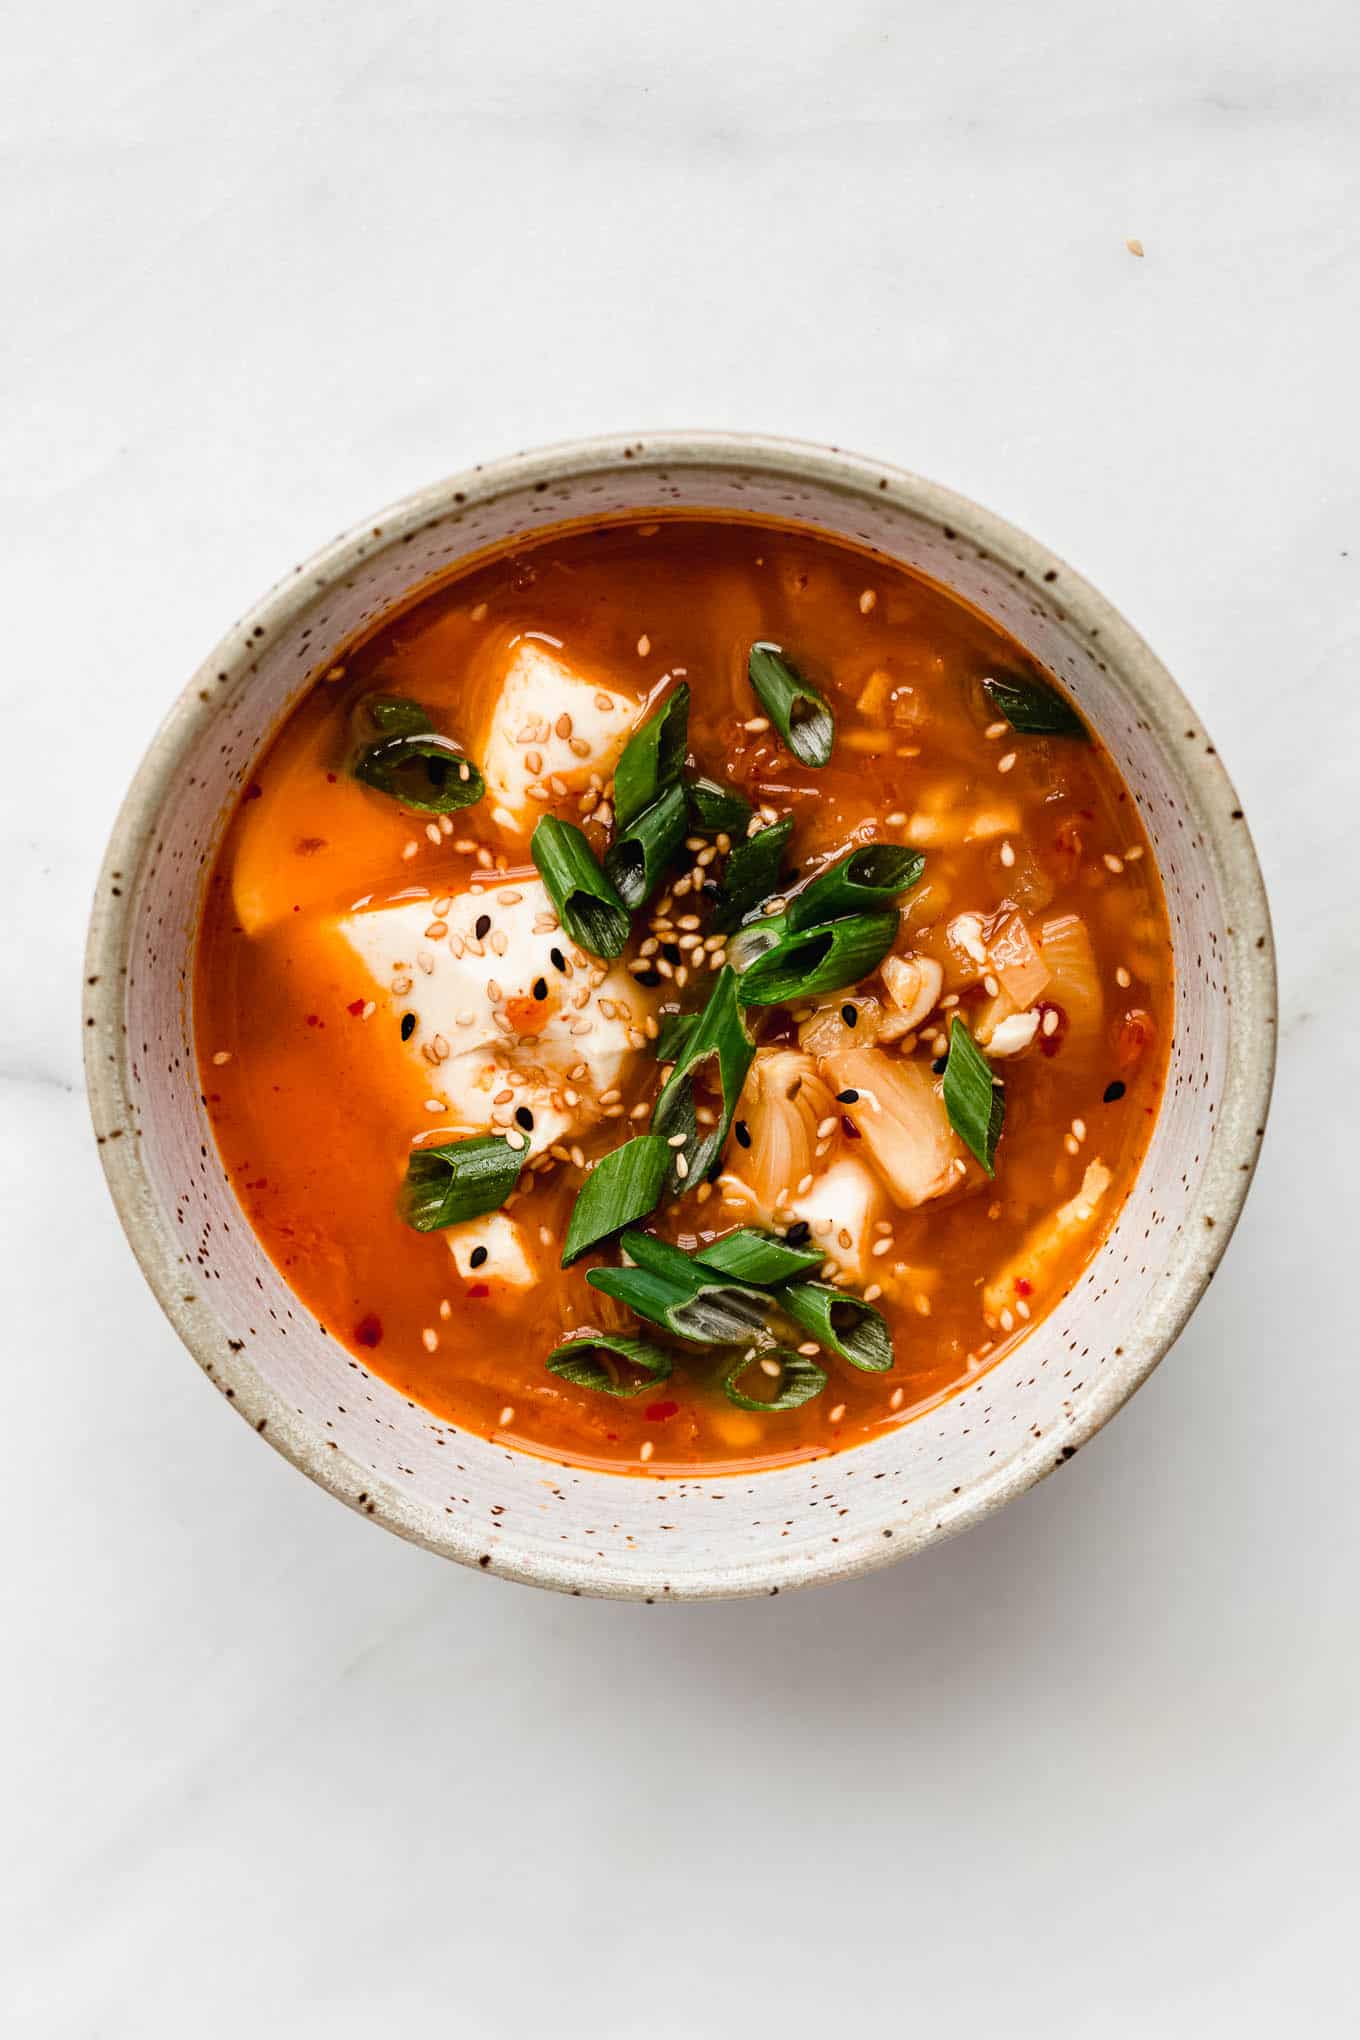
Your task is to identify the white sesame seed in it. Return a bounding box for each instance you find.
[1116,966,1132,988]
[498,1405,514,1426]
[871,1236,893,1258]
[829,1403,846,1423]
[858,588,876,613]
[1000,840,1016,868]
[639,1439,655,1462]
[636,635,650,658]
[1072,1117,1087,1141]
[1042,1008,1060,1036]
[402,839,419,860]
[439,1298,452,1320]
[1103,853,1125,875]
[211,1050,232,1066]
[985,720,1008,739]
[889,1387,905,1410]
[421,1328,438,1353]
[743,716,771,733]
[997,751,1017,774]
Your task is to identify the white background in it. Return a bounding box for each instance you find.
[3,3,1358,2033]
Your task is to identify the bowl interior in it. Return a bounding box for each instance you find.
[87,440,1273,1597]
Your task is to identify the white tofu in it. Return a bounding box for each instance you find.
[334,876,654,1154]
[446,1212,537,1289]
[478,640,636,834]
[715,1157,886,1284]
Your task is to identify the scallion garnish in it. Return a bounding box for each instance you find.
[530,816,631,960]
[785,845,925,933]
[399,1135,523,1232]
[545,1331,674,1397]
[351,694,486,813]
[654,1011,698,1063]
[695,1228,824,1286]
[748,642,835,767]
[981,670,1089,740]
[687,775,754,834]
[720,1345,828,1412]
[358,694,434,739]
[612,684,690,832]
[588,1230,769,1345]
[736,911,898,1007]
[942,1014,1005,1176]
[712,816,794,934]
[778,1282,893,1372]
[603,780,687,909]
[561,1135,669,1266]
[649,966,756,1189]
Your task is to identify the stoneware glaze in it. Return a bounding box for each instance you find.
[83,434,1276,1599]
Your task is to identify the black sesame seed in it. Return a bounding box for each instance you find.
[515,1106,535,1131]
[550,946,567,972]
[662,942,683,965]
[841,1004,858,1027]
[734,1119,752,1149]
[532,976,548,1001]
[784,1220,811,1247]
[469,1245,488,1268]
[400,1012,416,1041]
[835,1087,859,1104]
[474,913,491,940]
[633,967,662,988]
[1103,1080,1126,1103]
[932,1055,948,1075]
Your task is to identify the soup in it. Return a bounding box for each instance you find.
[195,517,1171,1475]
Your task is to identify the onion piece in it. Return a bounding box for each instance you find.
[728,1048,837,1210]
[987,911,1050,1008]
[982,1160,1113,1318]
[1037,912,1104,1045]
[818,1046,968,1208]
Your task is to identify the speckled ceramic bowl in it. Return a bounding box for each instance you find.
[84,433,1275,1599]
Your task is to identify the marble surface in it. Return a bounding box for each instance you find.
[4,1,1358,2031]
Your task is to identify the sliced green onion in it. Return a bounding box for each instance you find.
[399,1135,522,1232]
[612,684,690,831]
[530,816,631,960]
[356,694,434,739]
[786,845,925,933]
[748,642,835,767]
[561,1135,669,1266]
[721,1345,828,1411]
[712,816,794,934]
[695,1228,824,1285]
[603,780,687,908]
[655,1011,698,1063]
[650,966,756,1189]
[725,917,786,973]
[982,670,1089,739]
[588,1231,769,1345]
[687,775,753,834]
[352,717,486,813]
[545,1331,674,1397]
[778,1282,893,1372]
[736,911,898,1007]
[942,1014,1005,1175]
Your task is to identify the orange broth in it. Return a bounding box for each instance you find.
[195,516,1172,1474]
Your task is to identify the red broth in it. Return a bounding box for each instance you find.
[195,516,1171,1474]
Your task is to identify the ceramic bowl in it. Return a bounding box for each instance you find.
[84,433,1275,1599]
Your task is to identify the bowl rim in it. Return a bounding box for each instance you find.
[83,430,1277,1597]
